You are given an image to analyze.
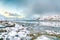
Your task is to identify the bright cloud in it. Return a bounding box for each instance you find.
[0,9,25,18]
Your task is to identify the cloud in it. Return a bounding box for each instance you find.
[21,0,60,19]
[0,0,60,20]
[0,10,25,19]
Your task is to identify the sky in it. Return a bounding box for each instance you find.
[0,0,60,20]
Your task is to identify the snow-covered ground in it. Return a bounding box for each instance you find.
[35,35,59,40]
[0,23,32,40]
[0,21,60,40]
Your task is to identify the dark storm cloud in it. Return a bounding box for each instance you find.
[0,0,60,20]
[29,0,60,14]
[2,0,60,14]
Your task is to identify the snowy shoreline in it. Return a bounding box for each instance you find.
[0,21,60,40]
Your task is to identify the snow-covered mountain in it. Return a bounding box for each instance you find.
[36,15,60,21]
